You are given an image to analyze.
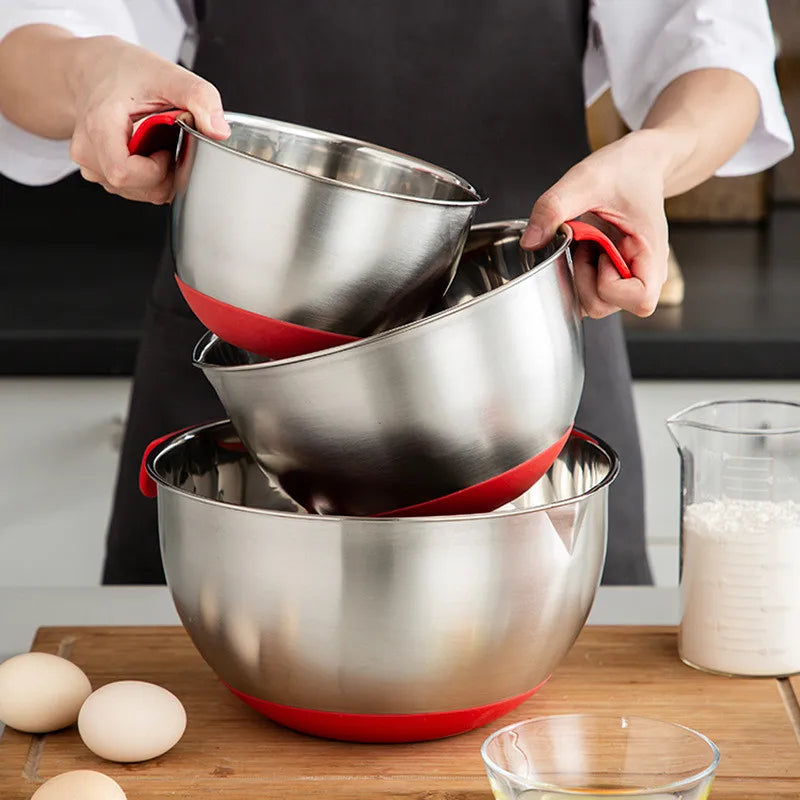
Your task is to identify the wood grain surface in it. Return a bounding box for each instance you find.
[1,626,798,799]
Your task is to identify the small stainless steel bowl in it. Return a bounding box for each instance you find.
[194,220,585,516]
[172,113,485,338]
[144,421,616,742]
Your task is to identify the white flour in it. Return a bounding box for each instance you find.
[680,499,800,676]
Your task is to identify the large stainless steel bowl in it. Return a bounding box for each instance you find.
[144,421,616,742]
[172,113,485,336]
[194,220,585,516]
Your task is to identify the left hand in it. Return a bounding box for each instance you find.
[521,129,670,319]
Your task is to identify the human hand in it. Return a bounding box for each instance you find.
[521,129,671,318]
[68,36,229,204]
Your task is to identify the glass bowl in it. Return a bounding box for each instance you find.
[481,714,719,799]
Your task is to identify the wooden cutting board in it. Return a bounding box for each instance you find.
[1,626,799,799]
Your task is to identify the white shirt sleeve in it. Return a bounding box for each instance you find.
[4,1,794,184]
[0,0,185,185]
[584,0,794,176]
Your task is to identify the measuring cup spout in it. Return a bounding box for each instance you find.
[665,409,694,453]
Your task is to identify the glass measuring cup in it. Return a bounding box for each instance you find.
[667,399,800,676]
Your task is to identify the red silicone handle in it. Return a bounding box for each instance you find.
[128,110,187,157]
[139,426,195,498]
[566,220,631,279]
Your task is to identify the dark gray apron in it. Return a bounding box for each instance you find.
[102,0,652,585]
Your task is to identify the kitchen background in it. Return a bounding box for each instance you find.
[1,2,799,588]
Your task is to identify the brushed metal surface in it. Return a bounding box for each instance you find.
[172,113,485,335]
[148,421,616,714]
[194,221,584,515]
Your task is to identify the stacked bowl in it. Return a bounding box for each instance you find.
[133,111,628,741]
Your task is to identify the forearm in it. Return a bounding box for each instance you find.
[0,24,89,140]
[639,68,760,197]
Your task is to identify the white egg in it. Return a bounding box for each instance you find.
[31,770,127,800]
[0,652,92,733]
[78,680,186,762]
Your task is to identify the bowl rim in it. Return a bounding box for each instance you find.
[192,220,575,373]
[146,422,619,523]
[480,713,721,796]
[178,112,487,207]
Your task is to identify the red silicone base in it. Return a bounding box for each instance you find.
[378,427,573,517]
[224,678,549,742]
[176,276,356,359]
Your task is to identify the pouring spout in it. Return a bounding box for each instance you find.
[666,413,691,451]
[665,405,701,452]
[665,399,738,453]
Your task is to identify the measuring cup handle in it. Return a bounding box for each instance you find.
[128,110,191,157]
[566,220,632,279]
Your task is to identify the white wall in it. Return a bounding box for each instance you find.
[2,377,798,587]
[0,378,130,586]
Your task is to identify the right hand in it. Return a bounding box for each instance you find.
[69,36,230,204]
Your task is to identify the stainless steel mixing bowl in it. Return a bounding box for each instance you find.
[167,113,485,337]
[143,421,616,742]
[194,220,585,516]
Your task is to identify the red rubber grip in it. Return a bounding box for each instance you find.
[567,220,632,279]
[139,425,196,498]
[128,110,186,157]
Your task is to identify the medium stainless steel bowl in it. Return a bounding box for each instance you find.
[193,220,585,516]
[144,421,616,742]
[172,113,485,336]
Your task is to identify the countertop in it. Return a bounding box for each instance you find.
[624,207,800,379]
[3,174,799,378]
